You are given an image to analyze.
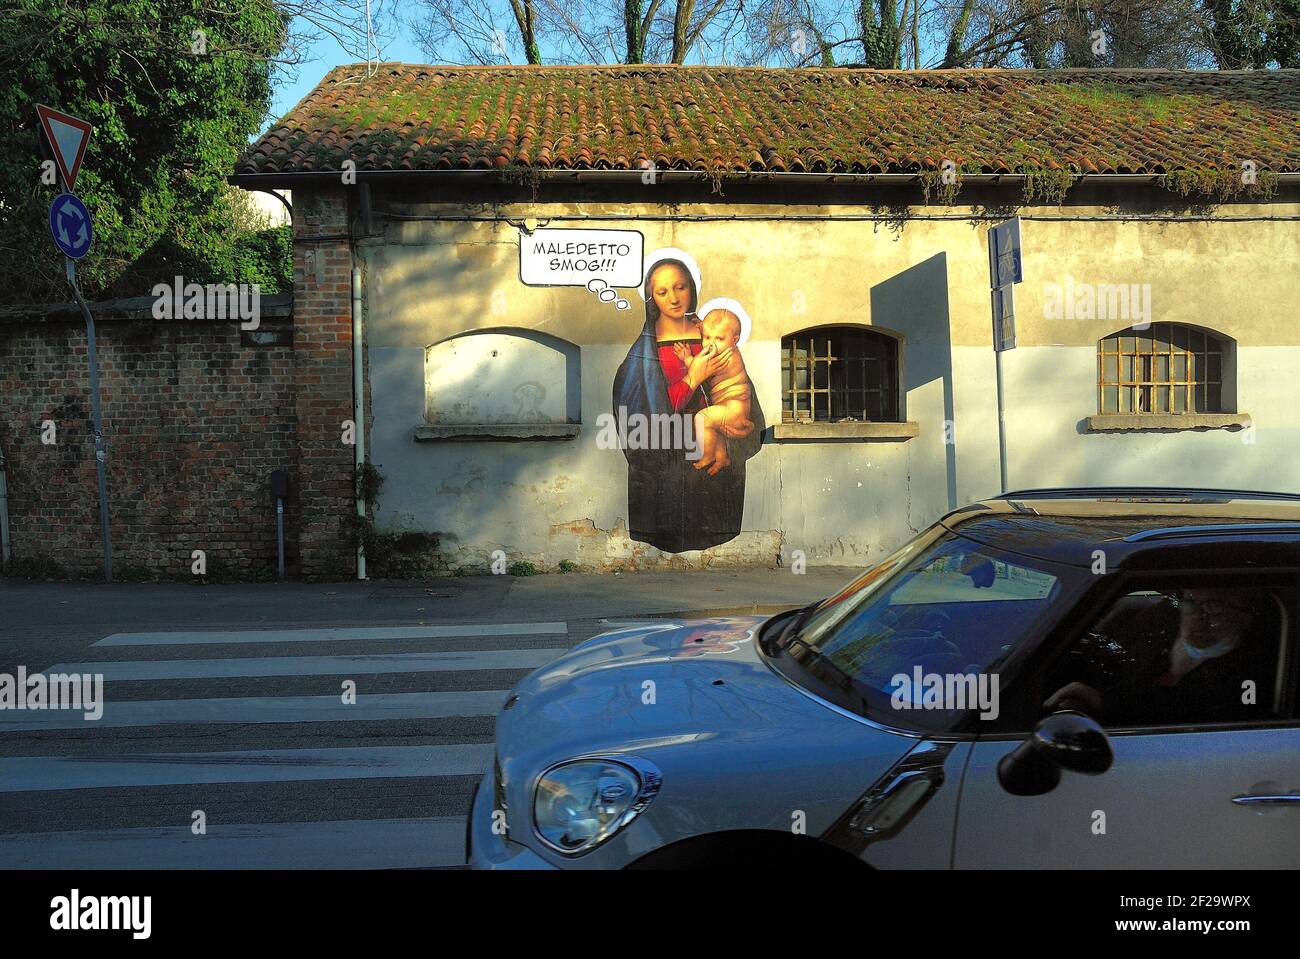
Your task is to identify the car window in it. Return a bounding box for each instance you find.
[795,537,1071,725]
[769,527,1090,732]
[890,555,1059,605]
[1040,583,1289,728]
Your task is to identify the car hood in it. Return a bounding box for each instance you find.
[494,616,919,855]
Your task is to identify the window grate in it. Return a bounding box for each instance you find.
[1097,323,1225,415]
[781,328,899,423]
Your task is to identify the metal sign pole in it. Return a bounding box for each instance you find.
[994,323,1009,494]
[0,445,11,567]
[66,257,112,582]
[988,218,1021,496]
[276,497,285,580]
[270,470,289,581]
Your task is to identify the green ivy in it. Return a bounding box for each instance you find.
[355,462,386,507]
[341,513,446,580]
[1160,168,1280,201]
[917,168,962,205]
[1021,168,1075,205]
[230,225,292,294]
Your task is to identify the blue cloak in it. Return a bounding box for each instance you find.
[612,312,764,553]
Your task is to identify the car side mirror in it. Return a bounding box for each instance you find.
[997,710,1114,797]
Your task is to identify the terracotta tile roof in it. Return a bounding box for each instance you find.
[237,64,1300,178]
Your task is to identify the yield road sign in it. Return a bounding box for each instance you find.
[49,192,93,259]
[35,105,93,192]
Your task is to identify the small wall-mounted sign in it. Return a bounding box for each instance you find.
[241,327,292,348]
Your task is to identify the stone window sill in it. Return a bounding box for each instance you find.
[413,423,580,442]
[1085,413,1251,433]
[771,421,919,442]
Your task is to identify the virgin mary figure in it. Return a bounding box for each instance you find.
[611,252,764,553]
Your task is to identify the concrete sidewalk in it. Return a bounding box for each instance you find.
[0,565,863,633]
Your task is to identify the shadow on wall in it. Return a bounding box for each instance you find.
[870,252,958,512]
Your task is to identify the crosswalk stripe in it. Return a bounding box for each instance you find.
[0,690,509,731]
[41,648,568,682]
[0,743,493,792]
[0,817,469,870]
[0,619,541,866]
[94,622,569,647]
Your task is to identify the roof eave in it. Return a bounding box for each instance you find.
[229,169,1300,189]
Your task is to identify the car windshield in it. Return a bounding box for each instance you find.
[765,525,1088,732]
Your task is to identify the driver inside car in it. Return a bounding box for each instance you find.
[1042,587,1278,726]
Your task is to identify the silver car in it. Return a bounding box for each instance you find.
[468,487,1300,869]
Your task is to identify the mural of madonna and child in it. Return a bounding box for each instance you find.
[612,250,765,554]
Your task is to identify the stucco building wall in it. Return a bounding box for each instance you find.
[359,189,1300,572]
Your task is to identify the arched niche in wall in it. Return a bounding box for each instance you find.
[424,328,581,426]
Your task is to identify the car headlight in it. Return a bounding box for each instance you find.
[533,757,661,855]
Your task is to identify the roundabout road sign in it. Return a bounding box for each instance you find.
[49,192,93,259]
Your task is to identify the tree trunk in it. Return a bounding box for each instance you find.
[882,0,900,66]
[860,0,899,66]
[1061,0,1095,66]
[911,0,920,66]
[625,0,644,62]
[897,0,912,65]
[1020,0,1053,67]
[672,0,695,62]
[507,0,542,64]
[943,0,977,65]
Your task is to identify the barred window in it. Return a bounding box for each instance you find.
[782,327,900,423]
[1098,324,1227,415]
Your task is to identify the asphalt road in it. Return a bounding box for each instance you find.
[0,566,858,869]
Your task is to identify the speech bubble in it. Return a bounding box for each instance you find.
[520,228,644,288]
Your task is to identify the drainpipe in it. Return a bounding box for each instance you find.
[352,267,367,580]
[0,443,10,568]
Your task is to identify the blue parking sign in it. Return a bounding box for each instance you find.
[49,192,93,259]
[989,217,1022,288]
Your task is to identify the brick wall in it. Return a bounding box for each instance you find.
[0,186,361,580]
[0,315,300,579]
[292,188,358,579]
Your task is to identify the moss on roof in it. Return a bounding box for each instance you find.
[238,64,1300,185]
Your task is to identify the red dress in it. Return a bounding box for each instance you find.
[657,339,705,413]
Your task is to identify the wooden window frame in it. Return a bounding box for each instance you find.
[1097,323,1226,415]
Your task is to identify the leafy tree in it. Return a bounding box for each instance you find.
[0,0,287,303]
[1204,0,1300,67]
[231,224,293,293]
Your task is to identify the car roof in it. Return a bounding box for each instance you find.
[939,487,1300,568]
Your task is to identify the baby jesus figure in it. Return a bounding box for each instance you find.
[673,308,756,476]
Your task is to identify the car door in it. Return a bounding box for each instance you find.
[953,571,1300,869]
